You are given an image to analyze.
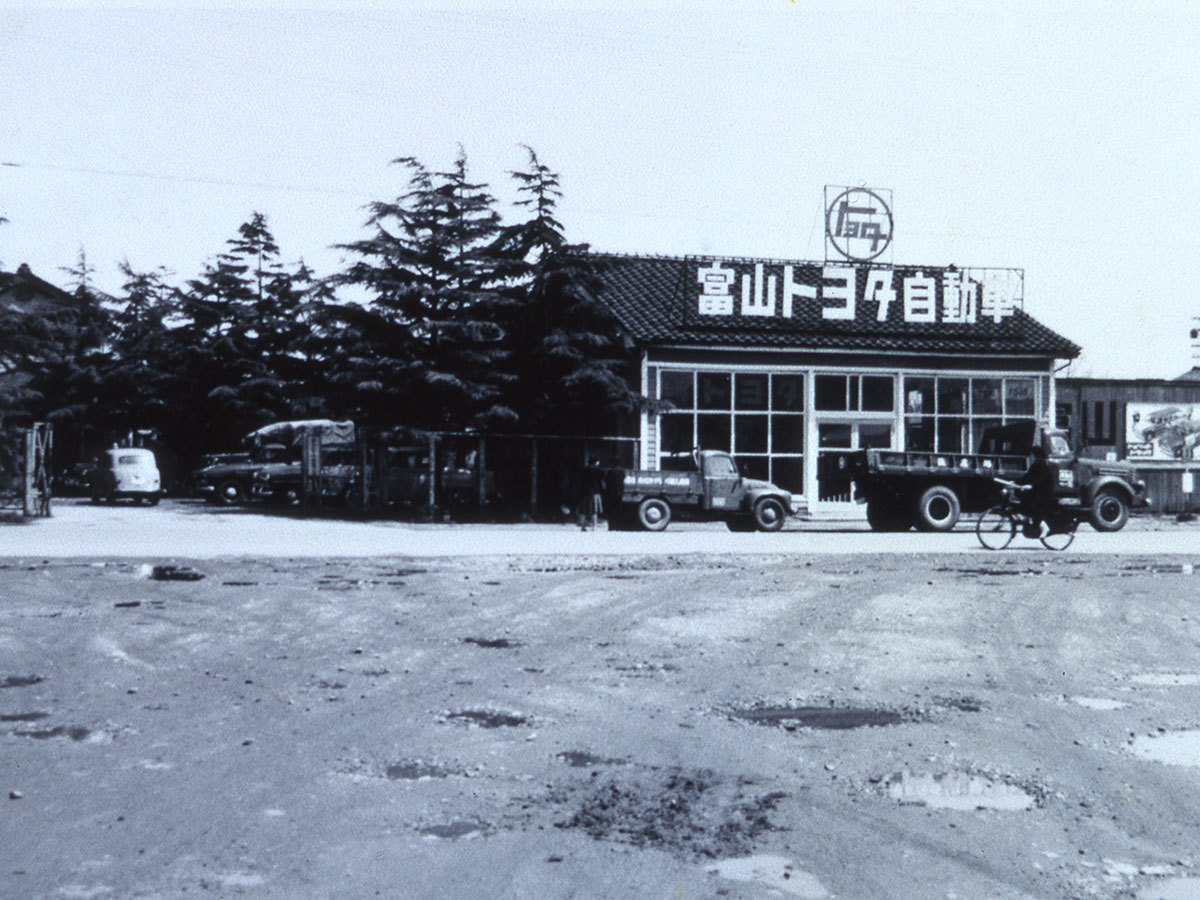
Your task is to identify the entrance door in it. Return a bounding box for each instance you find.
[815,421,893,510]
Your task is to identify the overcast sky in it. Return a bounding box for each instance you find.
[2,1,1198,379]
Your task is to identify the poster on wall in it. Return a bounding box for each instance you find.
[1126,403,1200,460]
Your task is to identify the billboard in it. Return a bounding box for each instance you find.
[1126,403,1200,460]
[692,260,1024,328]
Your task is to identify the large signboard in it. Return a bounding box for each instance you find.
[692,260,1024,327]
[1127,403,1200,460]
[825,186,893,263]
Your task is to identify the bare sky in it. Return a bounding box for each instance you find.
[2,1,1198,378]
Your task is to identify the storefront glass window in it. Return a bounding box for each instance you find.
[736,456,769,481]
[697,372,731,410]
[818,423,853,448]
[859,423,893,449]
[734,415,768,453]
[734,374,768,411]
[972,379,1002,414]
[771,457,805,494]
[903,375,1040,453]
[772,375,804,412]
[659,413,693,457]
[657,368,805,494]
[815,375,847,411]
[697,413,731,452]
[862,376,894,412]
[771,414,804,454]
[1005,379,1035,416]
[905,416,935,451]
[905,377,935,414]
[660,371,693,409]
[938,378,969,414]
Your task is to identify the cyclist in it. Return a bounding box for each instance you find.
[1016,444,1058,536]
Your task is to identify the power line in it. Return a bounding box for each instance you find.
[0,159,366,198]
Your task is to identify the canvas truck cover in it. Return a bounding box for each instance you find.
[243,420,356,447]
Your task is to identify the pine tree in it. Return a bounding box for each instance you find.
[333,149,514,430]
[498,147,642,435]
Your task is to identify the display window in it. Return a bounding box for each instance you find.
[657,369,805,492]
[903,375,1039,453]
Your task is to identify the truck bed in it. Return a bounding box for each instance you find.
[859,449,1030,479]
[621,470,703,501]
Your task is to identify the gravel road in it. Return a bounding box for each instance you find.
[3,502,1200,899]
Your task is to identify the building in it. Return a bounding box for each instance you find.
[1058,373,1200,514]
[589,253,1081,517]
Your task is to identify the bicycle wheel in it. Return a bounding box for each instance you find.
[976,506,1016,550]
[1040,526,1076,551]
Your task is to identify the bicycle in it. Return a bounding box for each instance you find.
[975,478,1081,551]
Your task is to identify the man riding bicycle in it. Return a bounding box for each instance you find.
[1015,444,1058,536]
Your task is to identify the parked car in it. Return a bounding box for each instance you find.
[89,448,162,505]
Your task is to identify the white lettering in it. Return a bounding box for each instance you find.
[696,260,735,316]
[973,268,1023,323]
[941,269,977,324]
[821,265,855,320]
[741,263,777,317]
[782,265,817,318]
[903,271,937,323]
[864,269,895,322]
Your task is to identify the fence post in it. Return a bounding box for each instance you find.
[427,433,437,517]
[529,438,539,519]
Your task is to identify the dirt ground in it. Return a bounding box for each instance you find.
[5,506,1200,899]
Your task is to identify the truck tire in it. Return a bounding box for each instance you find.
[1089,488,1130,532]
[215,479,245,505]
[637,497,671,532]
[866,500,910,532]
[752,497,787,532]
[914,485,960,532]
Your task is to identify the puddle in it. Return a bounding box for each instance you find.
[419,820,484,839]
[1138,877,1200,899]
[1121,564,1198,576]
[1131,673,1200,687]
[557,751,625,768]
[705,855,829,899]
[13,725,91,741]
[150,565,204,581]
[1069,696,1130,710]
[949,567,1045,577]
[462,637,523,649]
[1,675,43,689]
[385,761,448,780]
[0,711,50,722]
[730,705,913,730]
[445,709,527,728]
[1129,730,1200,767]
[884,770,1036,810]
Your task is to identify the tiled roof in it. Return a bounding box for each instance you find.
[0,264,84,316]
[586,253,1082,359]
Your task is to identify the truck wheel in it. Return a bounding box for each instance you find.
[637,497,671,532]
[216,479,245,505]
[1089,488,1130,532]
[866,500,910,532]
[914,485,960,532]
[752,497,787,532]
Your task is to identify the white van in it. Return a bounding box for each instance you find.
[90,448,162,505]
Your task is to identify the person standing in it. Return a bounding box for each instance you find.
[580,456,605,530]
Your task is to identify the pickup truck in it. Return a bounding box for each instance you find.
[612,450,795,532]
[849,421,1148,533]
